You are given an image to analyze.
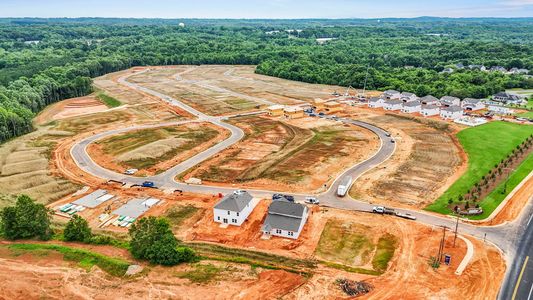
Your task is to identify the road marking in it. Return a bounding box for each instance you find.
[527,214,533,226]
[512,256,529,300]
[528,283,533,300]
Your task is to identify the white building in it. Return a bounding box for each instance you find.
[440,96,461,107]
[368,97,385,108]
[420,105,440,117]
[261,200,308,239]
[489,105,514,115]
[420,95,440,106]
[401,100,421,113]
[400,92,418,103]
[383,99,403,111]
[462,98,485,111]
[213,191,256,226]
[382,90,401,100]
[440,105,464,120]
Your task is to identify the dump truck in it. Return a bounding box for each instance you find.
[337,176,353,197]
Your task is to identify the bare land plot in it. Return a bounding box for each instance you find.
[34,95,109,125]
[346,107,464,207]
[87,123,225,176]
[183,115,378,193]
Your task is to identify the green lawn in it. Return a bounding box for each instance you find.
[426,121,533,216]
[97,92,122,108]
[517,111,533,118]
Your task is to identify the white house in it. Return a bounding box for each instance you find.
[383,99,403,111]
[489,105,514,115]
[462,98,485,111]
[400,92,418,103]
[213,191,256,226]
[420,95,439,106]
[492,92,522,104]
[368,97,385,108]
[440,105,463,120]
[382,90,401,100]
[261,200,308,239]
[401,100,421,113]
[420,105,440,117]
[440,96,461,107]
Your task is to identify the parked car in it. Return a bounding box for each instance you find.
[385,133,391,137]
[391,139,396,143]
[272,194,294,202]
[305,197,319,204]
[124,168,138,175]
[142,181,155,188]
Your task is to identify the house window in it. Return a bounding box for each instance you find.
[227,211,230,215]
[232,219,237,223]
[237,212,239,217]
[288,231,294,236]
[217,216,220,221]
[276,229,282,234]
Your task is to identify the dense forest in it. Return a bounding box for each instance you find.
[1,18,533,143]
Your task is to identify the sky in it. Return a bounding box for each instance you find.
[1,0,533,19]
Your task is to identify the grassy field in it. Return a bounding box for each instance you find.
[7,243,130,276]
[96,92,122,108]
[426,121,533,216]
[176,263,233,284]
[518,111,533,118]
[165,205,201,230]
[315,220,397,275]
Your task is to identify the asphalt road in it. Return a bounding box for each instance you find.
[499,197,533,300]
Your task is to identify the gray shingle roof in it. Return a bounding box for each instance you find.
[442,105,463,112]
[214,191,253,212]
[403,100,421,107]
[369,97,383,102]
[420,95,439,103]
[422,104,439,110]
[401,92,416,97]
[384,90,400,94]
[261,201,308,232]
[441,96,460,102]
[463,98,481,104]
[385,99,403,105]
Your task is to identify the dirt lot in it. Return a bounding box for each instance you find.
[34,95,110,125]
[183,115,379,193]
[87,122,227,176]
[346,107,465,208]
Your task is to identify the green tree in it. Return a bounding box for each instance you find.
[0,195,51,240]
[129,216,194,265]
[63,215,92,242]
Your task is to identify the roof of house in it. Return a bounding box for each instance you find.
[401,92,416,97]
[463,98,481,104]
[420,95,439,103]
[369,97,383,102]
[422,104,440,110]
[284,106,304,113]
[384,90,400,94]
[261,200,308,232]
[214,191,253,212]
[442,105,463,112]
[324,101,341,106]
[267,104,285,110]
[403,100,421,107]
[385,99,403,105]
[441,96,460,102]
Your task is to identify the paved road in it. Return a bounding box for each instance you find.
[499,196,533,300]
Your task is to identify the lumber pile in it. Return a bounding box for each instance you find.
[336,278,373,297]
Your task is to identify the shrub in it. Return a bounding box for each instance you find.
[63,215,92,242]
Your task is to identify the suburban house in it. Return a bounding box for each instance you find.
[489,105,514,115]
[440,96,461,107]
[462,98,485,111]
[420,105,440,117]
[492,92,522,104]
[490,66,507,73]
[468,65,487,71]
[213,191,256,226]
[266,105,285,117]
[440,105,463,120]
[368,97,385,108]
[383,99,403,111]
[284,106,305,119]
[509,68,529,75]
[382,90,401,100]
[441,68,454,74]
[324,101,343,113]
[401,100,421,113]
[400,92,418,102]
[261,200,309,239]
[420,95,439,106]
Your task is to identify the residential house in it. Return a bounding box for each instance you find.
[383,99,403,111]
[462,98,485,111]
[489,105,514,115]
[455,63,465,69]
[420,105,440,117]
[440,105,463,120]
[368,97,385,108]
[400,92,418,103]
[490,66,507,73]
[261,200,309,239]
[441,68,454,74]
[266,105,285,117]
[440,96,461,107]
[213,191,256,226]
[324,101,343,113]
[493,92,522,104]
[419,95,439,106]
[284,106,305,119]
[468,65,487,71]
[509,68,529,75]
[382,90,401,100]
[401,100,422,114]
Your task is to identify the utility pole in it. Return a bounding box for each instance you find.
[437,225,448,264]
[453,215,459,247]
